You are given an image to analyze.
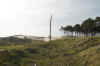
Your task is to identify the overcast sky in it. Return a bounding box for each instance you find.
[0,0,100,37]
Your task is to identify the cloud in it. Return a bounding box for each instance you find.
[0,0,100,37]
[53,0,100,36]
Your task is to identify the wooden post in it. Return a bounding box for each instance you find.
[49,15,52,41]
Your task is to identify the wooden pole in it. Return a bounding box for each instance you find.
[49,15,52,41]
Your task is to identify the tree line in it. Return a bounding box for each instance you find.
[60,17,100,39]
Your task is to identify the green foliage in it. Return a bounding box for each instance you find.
[0,37,99,66]
[61,17,100,37]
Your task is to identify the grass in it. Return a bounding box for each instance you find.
[0,37,99,66]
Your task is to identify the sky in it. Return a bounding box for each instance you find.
[0,0,100,37]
